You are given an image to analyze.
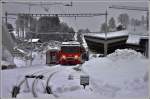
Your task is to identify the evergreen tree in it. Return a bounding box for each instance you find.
[108,17,116,31]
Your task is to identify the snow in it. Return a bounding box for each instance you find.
[28,39,39,43]
[14,48,28,55]
[62,41,80,46]
[107,49,144,60]
[81,34,89,51]
[1,49,148,98]
[1,60,13,66]
[126,34,149,45]
[46,45,60,51]
[85,30,128,39]
[82,49,148,98]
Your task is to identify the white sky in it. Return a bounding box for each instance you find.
[2,0,149,32]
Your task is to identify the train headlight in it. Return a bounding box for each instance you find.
[74,55,79,60]
[61,55,66,60]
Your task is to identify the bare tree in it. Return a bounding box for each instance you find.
[118,13,129,28]
[108,17,116,31]
[100,23,108,32]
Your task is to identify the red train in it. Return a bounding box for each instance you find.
[46,41,89,65]
[59,41,84,65]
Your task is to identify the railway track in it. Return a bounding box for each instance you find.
[12,66,66,98]
[31,65,81,98]
[12,69,51,98]
[12,63,91,98]
[32,70,60,98]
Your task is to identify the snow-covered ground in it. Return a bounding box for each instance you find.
[1,49,149,98]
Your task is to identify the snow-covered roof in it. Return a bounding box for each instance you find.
[47,45,60,50]
[126,34,149,45]
[1,60,11,66]
[28,38,39,43]
[43,45,60,53]
[1,60,15,66]
[15,48,28,55]
[140,35,149,39]
[85,30,128,39]
[61,41,80,46]
[126,35,141,45]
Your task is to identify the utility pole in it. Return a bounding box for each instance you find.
[23,15,25,39]
[28,4,33,66]
[5,12,8,25]
[104,9,108,56]
[146,11,149,31]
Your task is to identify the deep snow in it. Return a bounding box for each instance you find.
[82,49,148,98]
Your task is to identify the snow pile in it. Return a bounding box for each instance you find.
[82,49,148,98]
[107,49,145,61]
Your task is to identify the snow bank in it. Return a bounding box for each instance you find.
[82,49,148,98]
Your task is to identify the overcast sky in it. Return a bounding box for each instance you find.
[2,0,149,32]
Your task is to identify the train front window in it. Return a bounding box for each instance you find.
[61,46,80,53]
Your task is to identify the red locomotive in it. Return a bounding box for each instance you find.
[59,41,84,65]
